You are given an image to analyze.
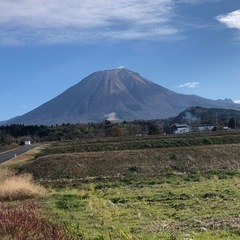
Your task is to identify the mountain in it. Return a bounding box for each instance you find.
[169,106,240,126]
[4,68,240,125]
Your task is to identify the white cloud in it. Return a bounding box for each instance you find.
[0,0,177,45]
[177,0,220,4]
[234,100,240,104]
[176,82,200,88]
[216,10,240,30]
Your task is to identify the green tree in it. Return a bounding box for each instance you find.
[228,117,236,129]
[148,123,160,135]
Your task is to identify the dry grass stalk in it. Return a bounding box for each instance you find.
[0,174,47,201]
[0,168,14,182]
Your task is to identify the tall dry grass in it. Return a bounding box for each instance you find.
[0,174,46,201]
[0,168,14,182]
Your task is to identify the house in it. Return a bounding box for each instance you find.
[166,123,217,134]
[190,124,217,132]
[169,123,190,134]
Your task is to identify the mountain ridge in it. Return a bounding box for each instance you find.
[3,68,240,125]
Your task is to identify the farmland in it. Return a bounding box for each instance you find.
[1,131,240,239]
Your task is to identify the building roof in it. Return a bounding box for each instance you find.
[170,123,188,128]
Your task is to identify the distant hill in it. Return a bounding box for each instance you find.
[169,106,240,127]
[3,68,240,125]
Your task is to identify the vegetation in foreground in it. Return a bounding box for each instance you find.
[1,173,240,239]
[0,148,76,240]
[0,133,240,239]
[0,174,46,201]
[40,173,240,240]
[0,201,74,240]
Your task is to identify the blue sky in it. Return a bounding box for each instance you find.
[0,0,240,121]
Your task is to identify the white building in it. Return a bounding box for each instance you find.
[170,123,190,134]
[24,140,31,145]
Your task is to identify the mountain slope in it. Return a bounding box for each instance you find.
[5,68,240,125]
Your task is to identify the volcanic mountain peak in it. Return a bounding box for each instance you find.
[3,68,240,125]
[89,67,150,86]
[79,68,152,97]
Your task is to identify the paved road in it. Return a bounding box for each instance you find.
[0,144,39,164]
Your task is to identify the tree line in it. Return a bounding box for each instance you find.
[0,120,164,146]
[0,115,238,147]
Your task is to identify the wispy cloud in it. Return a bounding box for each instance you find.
[0,0,177,45]
[177,0,220,4]
[216,10,240,30]
[176,82,200,88]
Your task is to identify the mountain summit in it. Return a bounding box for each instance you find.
[5,68,240,125]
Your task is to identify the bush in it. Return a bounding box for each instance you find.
[0,202,74,240]
[0,174,46,201]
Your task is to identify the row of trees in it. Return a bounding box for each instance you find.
[0,120,163,146]
[1,116,239,146]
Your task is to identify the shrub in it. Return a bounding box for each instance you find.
[0,174,46,201]
[0,202,74,240]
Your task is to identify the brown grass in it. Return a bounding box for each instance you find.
[0,174,47,201]
[24,143,240,181]
[0,168,14,182]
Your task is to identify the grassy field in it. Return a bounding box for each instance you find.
[1,132,240,239]
[43,176,240,240]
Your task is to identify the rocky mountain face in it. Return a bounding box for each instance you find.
[4,68,240,125]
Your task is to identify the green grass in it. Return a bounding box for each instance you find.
[44,174,240,239]
[2,132,240,239]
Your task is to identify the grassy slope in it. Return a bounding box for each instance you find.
[1,133,240,239]
[23,144,240,181]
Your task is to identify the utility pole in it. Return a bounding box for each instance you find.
[215,113,218,129]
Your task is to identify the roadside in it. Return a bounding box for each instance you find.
[0,144,40,164]
[0,144,47,182]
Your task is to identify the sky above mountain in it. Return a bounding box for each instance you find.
[0,0,240,120]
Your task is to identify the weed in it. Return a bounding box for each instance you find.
[0,174,46,201]
[54,194,82,210]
